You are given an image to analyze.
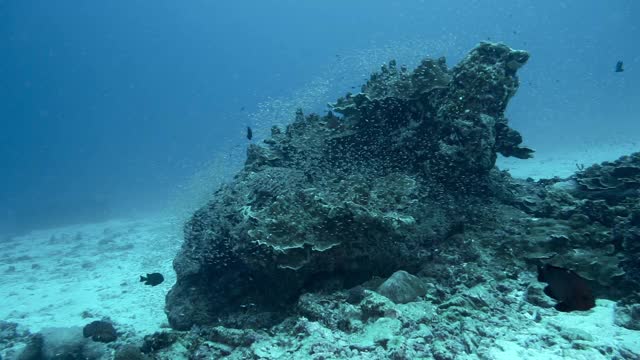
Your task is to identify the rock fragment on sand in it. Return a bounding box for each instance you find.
[376,270,426,304]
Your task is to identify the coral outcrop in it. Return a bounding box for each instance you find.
[504,152,640,303]
[165,42,534,330]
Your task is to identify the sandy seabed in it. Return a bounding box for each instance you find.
[0,216,181,337]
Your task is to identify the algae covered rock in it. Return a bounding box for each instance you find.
[376,270,426,304]
[166,42,533,330]
[82,320,117,343]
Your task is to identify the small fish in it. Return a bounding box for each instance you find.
[140,272,164,286]
[537,264,595,312]
[615,61,624,73]
[246,126,253,140]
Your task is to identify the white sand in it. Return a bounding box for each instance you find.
[0,215,182,337]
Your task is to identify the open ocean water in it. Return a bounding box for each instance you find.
[1,1,639,359]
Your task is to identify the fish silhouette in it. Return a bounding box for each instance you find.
[140,272,164,286]
[246,126,253,140]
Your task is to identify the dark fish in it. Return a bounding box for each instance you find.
[537,264,595,312]
[246,126,253,140]
[140,272,164,286]
[615,61,624,73]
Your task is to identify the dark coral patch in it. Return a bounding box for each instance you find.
[82,320,117,343]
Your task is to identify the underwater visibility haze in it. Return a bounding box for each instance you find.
[1,1,639,359]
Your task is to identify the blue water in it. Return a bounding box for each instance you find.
[1,0,638,234]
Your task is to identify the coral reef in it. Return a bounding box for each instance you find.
[166,42,533,330]
[506,152,640,303]
[156,42,640,358]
